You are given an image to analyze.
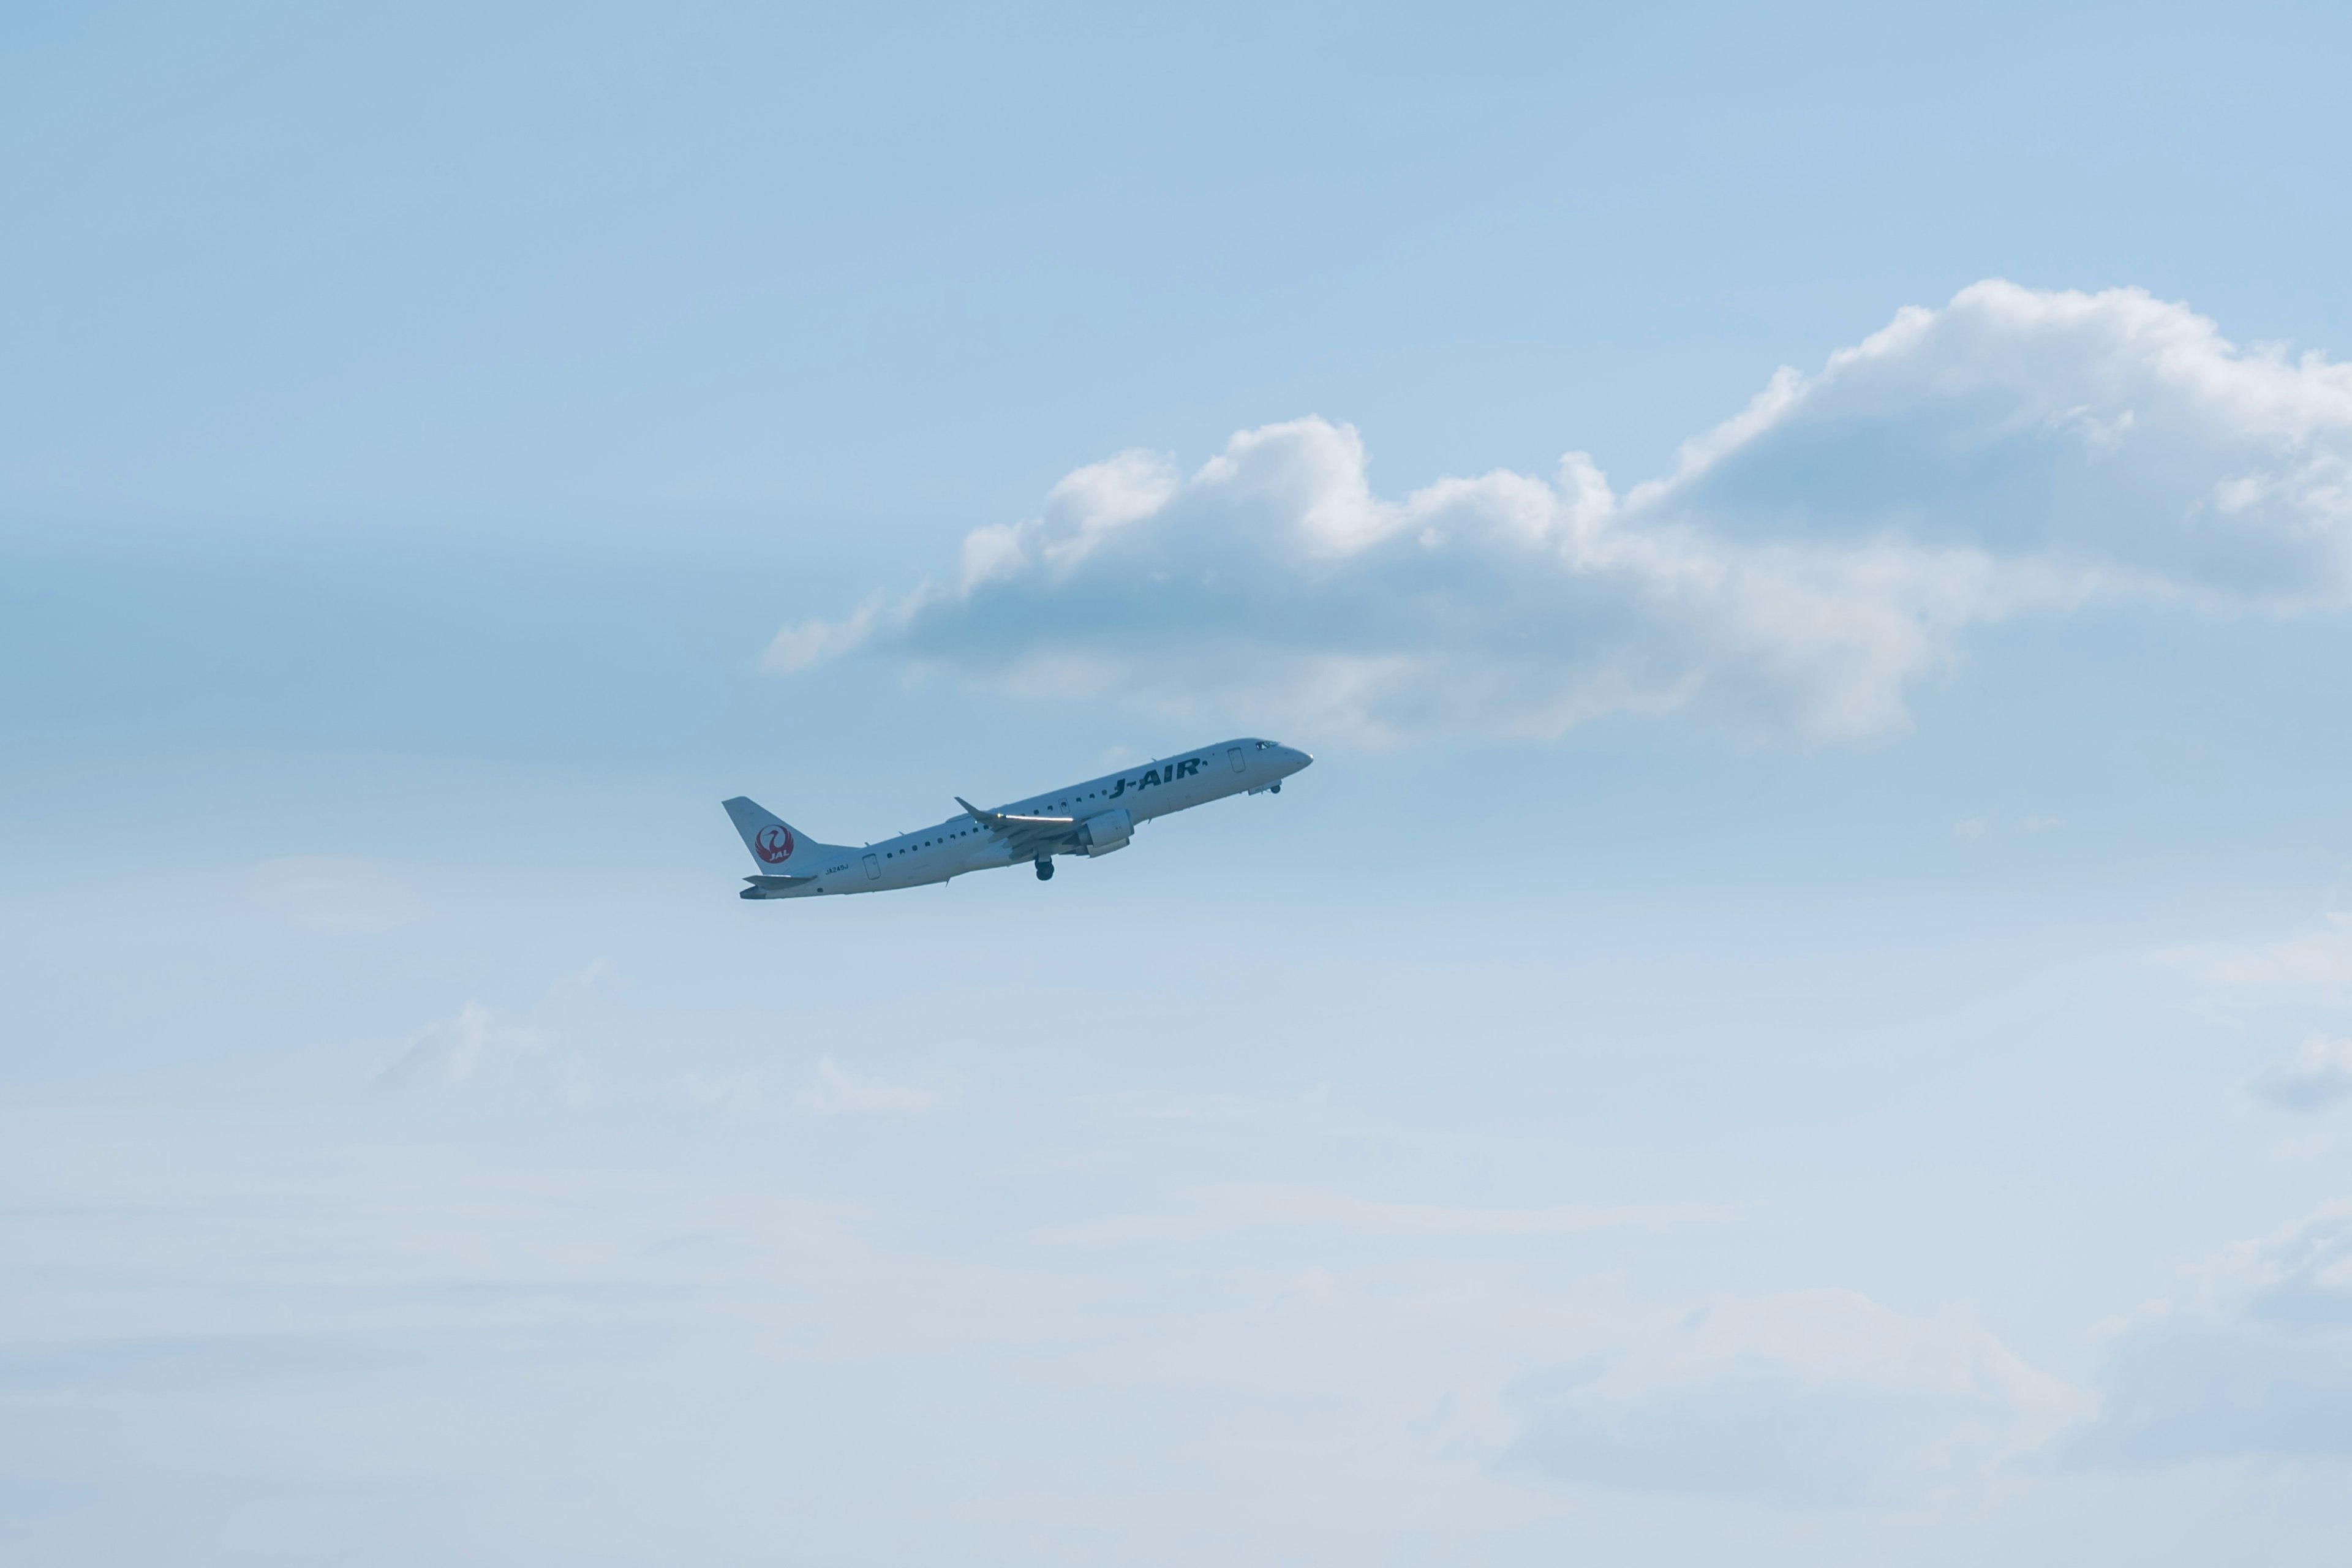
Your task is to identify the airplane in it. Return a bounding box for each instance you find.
[722,737,1313,899]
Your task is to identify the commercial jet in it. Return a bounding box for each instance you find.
[722,738,1313,899]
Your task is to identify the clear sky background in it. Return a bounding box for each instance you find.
[9,3,2352,1563]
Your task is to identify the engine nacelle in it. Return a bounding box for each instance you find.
[1077,808,1133,856]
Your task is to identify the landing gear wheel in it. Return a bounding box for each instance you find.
[1269,781,1281,794]
[1035,857,1055,881]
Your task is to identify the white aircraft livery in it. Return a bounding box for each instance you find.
[722,738,1313,899]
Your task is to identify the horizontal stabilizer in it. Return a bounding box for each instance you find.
[740,872,819,901]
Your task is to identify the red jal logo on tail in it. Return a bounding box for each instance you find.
[755,824,794,864]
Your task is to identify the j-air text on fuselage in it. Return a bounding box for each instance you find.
[721,739,1314,900]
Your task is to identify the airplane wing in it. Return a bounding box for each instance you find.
[957,796,1080,857]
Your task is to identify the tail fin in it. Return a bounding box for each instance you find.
[722,797,818,870]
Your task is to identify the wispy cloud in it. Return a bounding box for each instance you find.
[683,1068,769,1115]
[374,1001,545,1087]
[770,282,2352,743]
[2068,1200,2352,1465]
[792,1058,963,1117]
[0,1105,2086,1548]
[2159,912,2352,1014]
[2155,913,2352,1113]
[1505,1289,2085,1508]
[247,856,424,930]
[2252,1037,2352,1113]
[371,962,613,1092]
[1954,815,2064,842]
[685,1058,965,1118]
[1020,1183,1723,1248]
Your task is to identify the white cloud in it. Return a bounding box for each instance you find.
[769,282,2352,742]
[1506,1288,2084,1508]
[2252,1037,2352,1113]
[790,1057,963,1117]
[2070,1200,2352,1466]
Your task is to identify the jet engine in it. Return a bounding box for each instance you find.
[1077,807,1133,856]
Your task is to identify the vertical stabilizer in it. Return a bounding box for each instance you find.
[721,796,818,871]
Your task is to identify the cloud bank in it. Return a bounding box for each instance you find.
[772,282,2352,741]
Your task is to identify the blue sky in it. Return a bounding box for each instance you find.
[10,3,2352,1562]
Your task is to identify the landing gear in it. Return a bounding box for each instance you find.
[1035,857,1055,881]
[1269,781,1281,794]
